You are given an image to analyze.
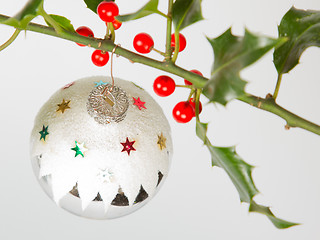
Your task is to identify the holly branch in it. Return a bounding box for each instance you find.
[1,0,320,229]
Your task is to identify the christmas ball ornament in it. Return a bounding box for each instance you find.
[30,76,173,219]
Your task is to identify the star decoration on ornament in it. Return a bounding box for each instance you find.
[133,97,146,110]
[121,137,136,155]
[97,169,114,183]
[39,125,49,141]
[71,141,87,157]
[57,99,71,113]
[62,81,75,89]
[157,133,167,150]
[95,81,108,87]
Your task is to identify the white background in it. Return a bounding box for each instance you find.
[1,0,320,239]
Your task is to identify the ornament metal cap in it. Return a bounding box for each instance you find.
[87,83,129,124]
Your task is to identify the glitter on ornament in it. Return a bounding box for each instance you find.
[39,125,49,141]
[56,99,71,113]
[157,133,167,150]
[30,76,173,219]
[121,137,136,155]
[133,97,146,110]
[71,141,87,157]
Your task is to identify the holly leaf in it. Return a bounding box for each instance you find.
[274,7,320,74]
[45,15,75,32]
[117,0,160,22]
[196,121,297,229]
[196,121,297,228]
[84,0,114,14]
[1,0,43,29]
[249,201,299,229]
[203,29,286,105]
[172,0,204,31]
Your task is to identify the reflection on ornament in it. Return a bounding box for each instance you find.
[56,99,71,113]
[133,97,146,110]
[30,76,173,219]
[157,133,167,150]
[39,125,49,141]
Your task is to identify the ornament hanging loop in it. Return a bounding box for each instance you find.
[110,44,121,92]
[101,44,121,99]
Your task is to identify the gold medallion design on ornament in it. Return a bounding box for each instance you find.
[87,83,129,124]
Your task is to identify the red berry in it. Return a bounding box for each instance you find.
[171,33,187,52]
[112,19,122,30]
[133,33,154,54]
[189,98,203,116]
[172,101,194,123]
[153,76,176,97]
[97,1,119,22]
[75,26,94,47]
[184,69,203,85]
[91,50,110,67]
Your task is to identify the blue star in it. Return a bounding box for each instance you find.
[94,81,107,87]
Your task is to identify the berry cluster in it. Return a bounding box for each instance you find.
[153,72,203,123]
[75,1,122,67]
[130,28,202,124]
[133,32,187,54]
[74,1,203,124]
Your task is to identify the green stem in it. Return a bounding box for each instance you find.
[175,84,193,88]
[238,94,320,136]
[0,28,20,52]
[165,0,174,61]
[38,3,63,34]
[195,89,201,122]
[1,14,320,137]
[152,47,166,56]
[0,14,207,88]
[107,22,115,42]
[273,74,283,100]
[172,30,180,63]
[187,89,195,101]
[155,10,169,19]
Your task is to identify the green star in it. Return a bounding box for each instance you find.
[71,141,87,157]
[39,125,49,141]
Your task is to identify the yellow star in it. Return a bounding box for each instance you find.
[57,99,71,113]
[157,133,167,150]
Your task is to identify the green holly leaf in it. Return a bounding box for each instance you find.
[195,121,208,144]
[249,201,299,229]
[172,0,204,31]
[1,0,43,29]
[203,29,286,105]
[84,0,114,14]
[209,145,258,202]
[45,15,75,32]
[274,7,320,74]
[117,0,160,22]
[196,121,296,228]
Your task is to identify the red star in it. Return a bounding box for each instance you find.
[121,137,136,155]
[62,81,75,89]
[133,97,147,110]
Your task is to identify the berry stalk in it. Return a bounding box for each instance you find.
[0,28,20,52]
[165,0,174,61]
